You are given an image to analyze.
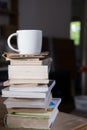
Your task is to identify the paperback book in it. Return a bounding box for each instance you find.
[3,79,49,85]
[6,57,52,66]
[8,65,48,80]
[4,98,61,129]
[6,98,61,113]
[8,80,55,92]
[3,94,53,109]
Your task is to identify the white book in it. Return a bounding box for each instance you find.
[9,80,55,92]
[8,65,48,80]
[6,57,40,61]
[8,58,42,65]
[6,57,52,66]
[3,94,53,109]
[7,97,61,113]
[2,80,55,99]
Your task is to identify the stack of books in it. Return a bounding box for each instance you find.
[2,52,61,129]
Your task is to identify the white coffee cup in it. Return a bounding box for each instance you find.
[7,30,42,54]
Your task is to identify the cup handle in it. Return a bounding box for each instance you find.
[7,33,19,52]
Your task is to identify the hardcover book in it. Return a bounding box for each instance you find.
[2,80,55,99]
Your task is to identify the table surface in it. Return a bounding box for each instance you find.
[0,97,87,130]
[51,112,87,130]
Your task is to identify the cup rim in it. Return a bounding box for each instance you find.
[17,30,42,33]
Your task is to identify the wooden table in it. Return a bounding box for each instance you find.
[0,97,87,130]
[51,112,87,130]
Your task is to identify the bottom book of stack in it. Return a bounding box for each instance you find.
[4,98,61,129]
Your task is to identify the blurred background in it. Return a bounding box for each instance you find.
[0,0,87,115]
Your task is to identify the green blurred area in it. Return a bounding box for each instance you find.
[70,21,81,46]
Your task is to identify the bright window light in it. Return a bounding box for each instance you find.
[70,21,81,46]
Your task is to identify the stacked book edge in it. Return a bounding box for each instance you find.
[1,52,61,129]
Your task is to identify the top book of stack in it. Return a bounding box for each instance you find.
[3,52,52,66]
[3,52,49,59]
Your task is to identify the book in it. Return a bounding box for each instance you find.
[7,108,49,113]
[3,94,53,109]
[8,80,55,92]
[4,98,60,129]
[3,52,49,59]
[2,80,55,98]
[8,65,48,80]
[3,79,49,85]
[4,109,59,129]
[8,58,43,65]
[6,98,61,113]
[6,57,52,66]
